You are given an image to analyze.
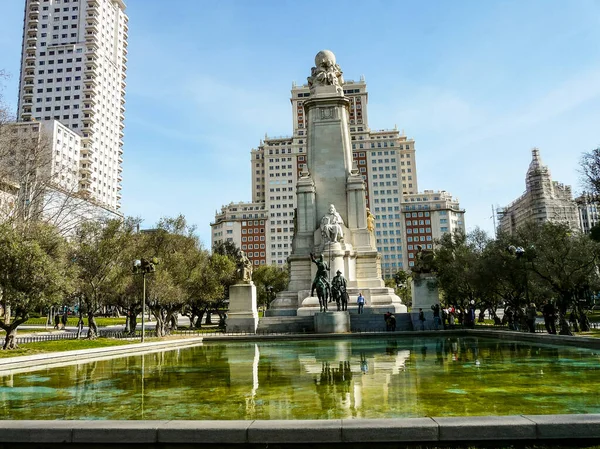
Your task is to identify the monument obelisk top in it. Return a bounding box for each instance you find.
[307,50,345,96]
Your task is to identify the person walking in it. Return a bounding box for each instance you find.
[357,292,365,314]
[61,313,68,330]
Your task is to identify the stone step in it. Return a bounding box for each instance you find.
[257,316,314,333]
[351,313,412,332]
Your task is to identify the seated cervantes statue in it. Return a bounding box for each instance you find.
[320,204,344,245]
[412,245,435,274]
[307,50,344,94]
[236,250,253,283]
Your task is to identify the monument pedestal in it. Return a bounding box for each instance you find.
[226,283,258,333]
[314,311,350,333]
[410,275,440,330]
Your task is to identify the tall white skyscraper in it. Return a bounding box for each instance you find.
[17,0,128,211]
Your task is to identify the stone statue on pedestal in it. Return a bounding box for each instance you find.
[307,50,344,94]
[236,250,253,283]
[412,245,435,275]
[320,204,344,245]
[331,270,348,311]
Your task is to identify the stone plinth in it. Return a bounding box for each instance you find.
[410,275,440,330]
[314,311,350,333]
[226,283,258,333]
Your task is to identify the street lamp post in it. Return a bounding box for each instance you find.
[132,257,159,343]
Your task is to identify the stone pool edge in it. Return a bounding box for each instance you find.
[0,337,205,376]
[0,415,599,445]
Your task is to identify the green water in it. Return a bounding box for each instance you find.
[0,336,599,420]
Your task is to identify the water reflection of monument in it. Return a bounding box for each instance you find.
[228,340,415,419]
[268,50,407,321]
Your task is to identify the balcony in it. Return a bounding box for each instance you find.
[118,154,123,163]
[85,76,98,87]
[23,90,34,99]
[80,147,94,158]
[85,23,98,33]
[25,53,35,63]
[82,103,95,112]
[84,66,95,75]
[85,42,99,53]
[29,12,39,23]
[88,0,99,6]
[82,113,96,125]
[119,129,124,138]
[81,136,95,146]
[80,164,93,175]
[83,83,95,93]
[121,80,126,89]
[86,14,99,25]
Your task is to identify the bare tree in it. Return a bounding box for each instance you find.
[0,70,112,236]
[580,147,600,199]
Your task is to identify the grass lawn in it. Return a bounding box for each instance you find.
[0,338,135,359]
[23,317,127,327]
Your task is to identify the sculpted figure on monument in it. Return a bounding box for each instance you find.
[320,204,344,245]
[236,250,253,283]
[366,208,375,233]
[412,245,435,274]
[331,270,348,311]
[307,50,344,93]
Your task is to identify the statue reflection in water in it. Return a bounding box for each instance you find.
[314,361,353,415]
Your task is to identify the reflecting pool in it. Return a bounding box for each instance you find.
[0,336,599,420]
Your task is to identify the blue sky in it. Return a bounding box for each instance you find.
[1,0,599,247]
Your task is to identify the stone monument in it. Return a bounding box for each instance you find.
[226,251,259,333]
[267,50,407,320]
[410,246,440,330]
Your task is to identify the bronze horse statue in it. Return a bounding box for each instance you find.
[315,279,330,312]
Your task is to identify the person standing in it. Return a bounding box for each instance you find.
[389,313,396,331]
[542,299,557,334]
[357,292,365,314]
[418,308,426,330]
[431,304,442,330]
[526,303,537,333]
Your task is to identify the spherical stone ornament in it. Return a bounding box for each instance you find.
[315,50,336,67]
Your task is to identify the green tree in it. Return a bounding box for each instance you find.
[517,222,600,334]
[142,216,207,337]
[252,265,289,310]
[391,270,412,306]
[70,218,137,338]
[0,222,70,349]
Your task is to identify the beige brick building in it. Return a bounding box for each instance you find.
[498,148,579,234]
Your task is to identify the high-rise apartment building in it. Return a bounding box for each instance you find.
[17,0,127,211]
[575,193,600,234]
[212,75,464,275]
